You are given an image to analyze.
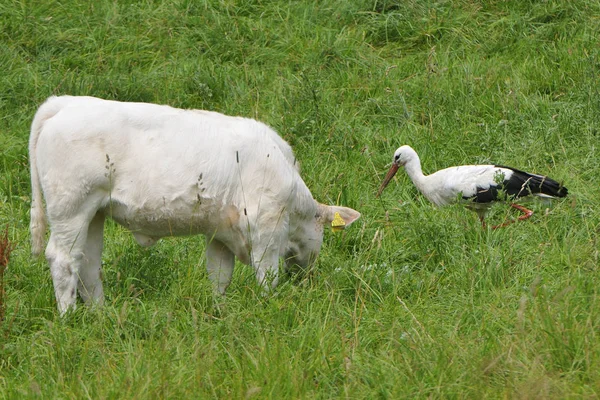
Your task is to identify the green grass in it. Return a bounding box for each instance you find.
[1,0,600,397]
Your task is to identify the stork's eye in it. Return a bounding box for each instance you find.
[394,154,400,162]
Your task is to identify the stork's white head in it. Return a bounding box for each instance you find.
[376,145,418,197]
[392,145,418,167]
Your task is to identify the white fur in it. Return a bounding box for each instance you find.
[30,96,360,314]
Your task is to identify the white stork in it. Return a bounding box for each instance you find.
[377,145,568,228]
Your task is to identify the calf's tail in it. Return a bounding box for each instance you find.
[29,96,64,256]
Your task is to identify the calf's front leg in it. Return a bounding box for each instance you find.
[251,243,281,292]
[205,238,235,295]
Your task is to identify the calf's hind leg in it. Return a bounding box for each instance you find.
[46,224,89,314]
[77,212,105,306]
[45,200,102,314]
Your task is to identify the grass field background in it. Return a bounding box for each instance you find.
[1,0,599,397]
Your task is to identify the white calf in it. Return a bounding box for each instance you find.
[29,96,360,314]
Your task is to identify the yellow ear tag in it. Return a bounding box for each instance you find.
[331,212,346,232]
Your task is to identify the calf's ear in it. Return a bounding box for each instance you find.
[317,204,361,230]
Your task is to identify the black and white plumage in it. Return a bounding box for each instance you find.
[377,145,568,228]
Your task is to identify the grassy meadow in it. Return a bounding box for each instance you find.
[1,0,600,397]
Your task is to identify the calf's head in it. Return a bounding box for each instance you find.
[284,203,360,272]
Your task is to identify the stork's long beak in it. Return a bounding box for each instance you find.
[376,163,399,198]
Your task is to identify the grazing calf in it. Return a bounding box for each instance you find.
[30,96,360,314]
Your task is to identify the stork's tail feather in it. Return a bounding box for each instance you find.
[498,165,568,199]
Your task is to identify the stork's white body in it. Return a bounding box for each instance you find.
[407,163,515,207]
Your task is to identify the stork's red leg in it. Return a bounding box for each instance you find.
[491,203,534,229]
[492,220,512,229]
[511,203,533,221]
